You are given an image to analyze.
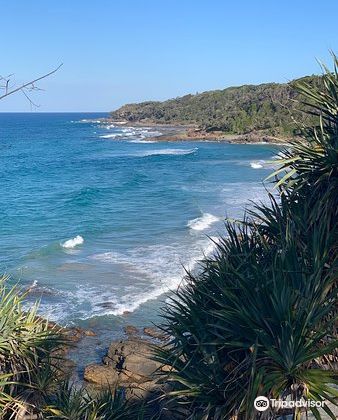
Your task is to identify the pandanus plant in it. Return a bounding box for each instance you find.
[0,278,147,420]
[0,276,66,418]
[154,55,338,419]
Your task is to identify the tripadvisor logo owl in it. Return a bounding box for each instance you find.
[254,396,325,411]
[254,396,269,411]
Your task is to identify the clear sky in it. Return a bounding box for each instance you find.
[1,0,338,112]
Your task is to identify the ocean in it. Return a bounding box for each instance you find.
[0,112,277,333]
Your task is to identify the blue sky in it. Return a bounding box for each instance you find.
[1,0,338,112]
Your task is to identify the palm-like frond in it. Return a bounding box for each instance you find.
[43,382,146,420]
[154,54,338,419]
[0,276,68,418]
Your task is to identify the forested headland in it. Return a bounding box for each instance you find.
[110,76,322,139]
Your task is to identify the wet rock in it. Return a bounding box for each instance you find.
[122,310,131,316]
[124,325,139,336]
[104,338,160,375]
[83,329,96,337]
[63,327,96,341]
[85,338,162,394]
[143,327,167,341]
[99,302,114,309]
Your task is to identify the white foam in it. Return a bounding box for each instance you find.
[61,235,84,249]
[100,134,119,139]
[138,148,198,157]
[76,119,102,124]
[88,238,217,317]
[31,279,38,288]
[26,280,38,292]
[129,139,157,144]
[100,132,136,139]
[187,213,220,231]
[100,126,162,141]
[250,161,264,169]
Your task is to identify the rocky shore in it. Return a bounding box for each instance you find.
[150,127,289,144]
[100,118,289,144]
[70,325,173,417]
[83,326,166,399]
[60,323,169,406]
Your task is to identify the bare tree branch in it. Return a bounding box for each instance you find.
[21,88,40,109]
[0,63,63,101]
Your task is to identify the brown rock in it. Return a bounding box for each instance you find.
[83,329,96,337]
[86,338,162,391]
[84,364,120,386]
[143,327,167,341]
[124,325,139,336]
[64,329,83,342]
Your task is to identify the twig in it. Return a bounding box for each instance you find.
[0,63,63,101]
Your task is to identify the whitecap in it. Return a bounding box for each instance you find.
[100,127,162,141]
[138,148,198,157]
[187,213,220,231]
[61,235,84,249]
[129,139,158,144]
[100,134,119,139]
[250,161,264,169]
[100,132,137,139]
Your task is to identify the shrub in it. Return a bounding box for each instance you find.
[0,279,147,419]
[155,55,338,419]
[0,276,67,418]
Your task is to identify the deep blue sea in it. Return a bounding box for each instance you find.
[0,113,277,332]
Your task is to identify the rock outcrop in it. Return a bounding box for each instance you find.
[84,336,165,399]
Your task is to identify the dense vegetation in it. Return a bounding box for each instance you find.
[1,57,337,419]
[0,278,145,419]
[155,57,338,418]
[110,76,322,137]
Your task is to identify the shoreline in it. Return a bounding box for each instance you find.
[100,118,290,144]
[65,323,166,388]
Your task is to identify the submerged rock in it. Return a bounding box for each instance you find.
[123,325,139,336]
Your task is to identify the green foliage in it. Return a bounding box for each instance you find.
[110,76,323,137]
[154,56,338,419]
[0,278,148,419]
[0,277,66,418]
[43,384,146,420]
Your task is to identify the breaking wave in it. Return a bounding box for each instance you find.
[61,235,84,249]
[138,148,198,157]
[86,238,218,317]
[187,213,220,231]
[250,161,264,169]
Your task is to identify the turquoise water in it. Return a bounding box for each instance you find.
[0,113,277,329]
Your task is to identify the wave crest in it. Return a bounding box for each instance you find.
[187,213,220,231]
[139,148,198,157]
[250,161,264,169]
[61,235,84,249]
